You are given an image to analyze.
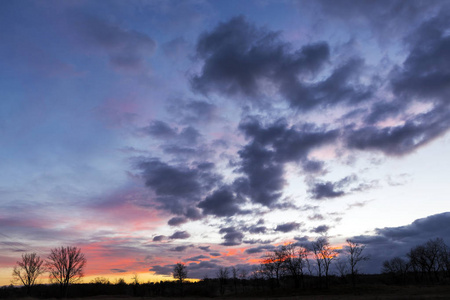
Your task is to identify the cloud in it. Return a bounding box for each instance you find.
[351,212,450,273]
[187,261,221,278]
[141,120,178,138]
[346,109,450,156]
[192,16,329,105]
[198,246,210,252]
[309,182,345,200]
[186,255,209,261]
[168,216,188,226]
[150,265,174,276]
[219,227,244,246]
[73,13,156,70]
[137,158,219,217]
[243,239,273,245]
[111,268,127,273]
[308,175,361,200]
[236,118,338,206]
[275,222,301,233]
[198,187,243,217]
[246,225,267,234]
[192,16,372,110]
[245,245,275,254]
[170,245,191,252]
[140,121,202,145]
[169,231,191,240]
[345,12,450,157]
[311,225,330,233]
[308,213,325,221]
[152,235,166,242]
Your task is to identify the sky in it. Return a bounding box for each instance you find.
[1,0,450,285]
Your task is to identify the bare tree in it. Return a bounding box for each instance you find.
[131,273,140,285]
[239,268,248,292]
[12,253,45,295]
[382,256,410,284]
[346,239,369,287]
[311,237,337,288]
[281,243,308,289]
[173,263,187,295]
[173,263,187,283]
[217,267,228,295]
[46,246,86,298]
[231,266,239,295]
[334,257,348,279]
[262,249,284,288]
[408,238,448,283]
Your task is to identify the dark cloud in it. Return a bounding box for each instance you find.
[301,159,326,174]
[309,181,345,200]
[73,13,156,70]
[308,175,359,200]
[178,126,201,145]
[192,16,372,110]
[219,227,244,246]
[137,158,219,217]
[198,187,243,217]
[209,252,221,257]
[111,268,127,273]
[364,101,403,125]
[236,118,338,206]
[294,236,309,243]
[243,239,273,245]
[141,120,177,138]
[198,246,210,252]
[188,260,219,270]
[392,13,450,103]
[245,245,275,254]
[170,245,190,252]
[150,265,174,276]
[351,212,450,273]
[275,222,301,233]
[168,216,188,226]
[169,231,191,240]
[311,225,330,233]
[152,235,166,242]
[187,261,221,278]
[192,16,329,106]
[346,108,450,156]
[186,255,209,261]
[346,12,450,157]
[140,121,201,146]
[246,225,267,234]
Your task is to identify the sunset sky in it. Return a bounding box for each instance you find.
[1,0,450,285]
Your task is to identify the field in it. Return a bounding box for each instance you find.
[8,285,450,300]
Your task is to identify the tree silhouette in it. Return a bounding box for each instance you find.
[173,262,187,295]
[12,252,45,295]
[311,237,337,288]
[346,239,369,287]
[46,246,86,298]
[217,267,228,295]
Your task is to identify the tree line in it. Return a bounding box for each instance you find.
[382,237,450,284]
[6,237,450,298]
